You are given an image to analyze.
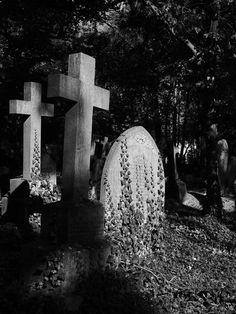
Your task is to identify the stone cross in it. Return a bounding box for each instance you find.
[48,53,110,201]
[10,82,54,180]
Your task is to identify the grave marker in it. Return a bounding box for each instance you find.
[166,143,187,202]
[10,82,54,180]
[100,126,165,258]
[48,53,110,201]
[217,139,228,194]
[90,136,110,199]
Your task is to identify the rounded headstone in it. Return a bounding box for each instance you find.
[100,126,165,261]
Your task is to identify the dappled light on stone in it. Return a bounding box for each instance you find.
[101,126,165,264]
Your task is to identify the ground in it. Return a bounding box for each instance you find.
[0,200,236,314]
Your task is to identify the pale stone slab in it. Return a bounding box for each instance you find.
[217,139,228,194]
[10,82,54,180]
[222,196,235,213]
[182,193,203,210]
[10,178,27,194]
[47,53,110,201]
[100,126,165,224]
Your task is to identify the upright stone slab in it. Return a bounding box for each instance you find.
[217,139,228,194]
[41,144,57,185]
[166,143,187,202]
[48,53,110,202]
[10,82,54,179]
[100,126,165,260]
[90,136,110,199]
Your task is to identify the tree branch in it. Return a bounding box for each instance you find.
[144,0,199,57]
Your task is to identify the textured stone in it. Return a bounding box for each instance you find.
[9,82,54,180]
[166,143,187,202]
[68,199,104,245]
[217,139,228,194]
[100,126,165,242]
[182,193,202,210]
[48,53,110,201]
[101,127,165,214]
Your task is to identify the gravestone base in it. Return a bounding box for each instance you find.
[40,201,67,244]
[2,178,30,226]
[10,178,26,194]
[68,198,104,246]
[41,202,59,242]
[41,199,105,246]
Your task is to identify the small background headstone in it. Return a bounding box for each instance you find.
[217,139,228,195]
[166,142,187,203]
[90,136,110,199]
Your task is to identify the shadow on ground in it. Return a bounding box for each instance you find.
[0,223,165,314]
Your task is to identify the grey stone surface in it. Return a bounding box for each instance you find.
[182,193,203,210]
[100,126,165,225]
[68,199,105,245]
[48,53,110,201]
[217,139,229,194]
[166,143,187,202]
[10,82,54,180]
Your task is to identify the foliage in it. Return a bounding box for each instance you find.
[104,137,165,266]
[1,0,236,171]
[29,175,61,204]
[109,214,236,313]
[1,213,236,313]
[91,0,236,145]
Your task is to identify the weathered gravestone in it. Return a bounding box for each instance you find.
[47,52,110,244]
[10,82,54,180]
[6,83,54,225]
[90,136,109,199]
[100,126,165,260]
[48,53,110,202]
[166,143,187,203]
[217,139,228,195]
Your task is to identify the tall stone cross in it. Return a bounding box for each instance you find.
[10,82,54,180]
[48,53,110,201]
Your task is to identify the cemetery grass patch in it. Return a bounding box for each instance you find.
[1,214,236,313]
